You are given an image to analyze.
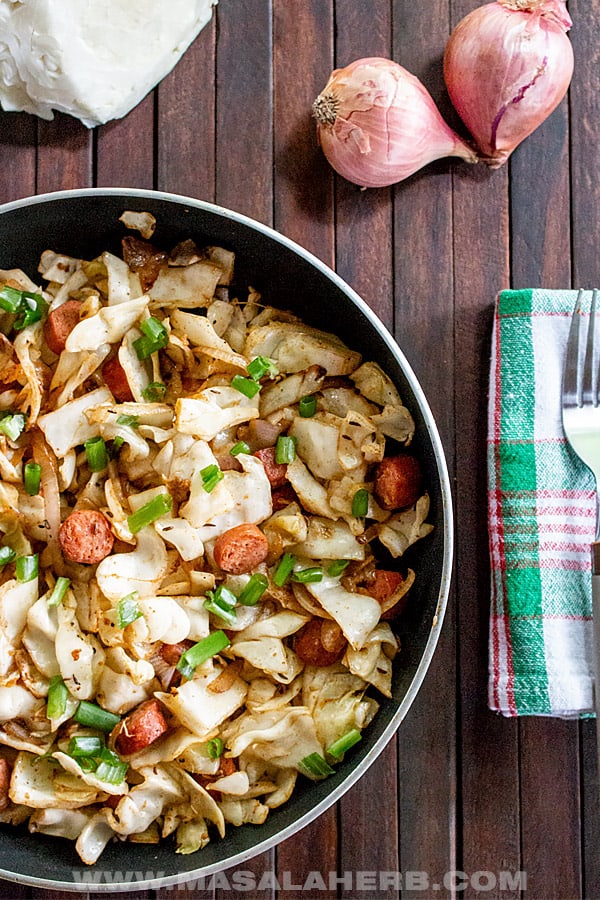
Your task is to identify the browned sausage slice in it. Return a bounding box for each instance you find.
[0,758,11,811]
[295,618,347,667]
[58,509,114,565]
[43,300,82,355]
[366,569,410,619]
[253,446,288,488]
[102,355,134,402]
[373,455,422,510]
[213,523,269,575]
[114,698,169,756]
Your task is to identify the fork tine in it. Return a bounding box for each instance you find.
[583,289,598,407]
[563,288,585,405]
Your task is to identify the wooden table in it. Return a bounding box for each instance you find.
[0,1,597,898]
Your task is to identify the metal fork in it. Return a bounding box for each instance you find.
[562,289,600,749]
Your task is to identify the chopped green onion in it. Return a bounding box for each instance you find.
[116,414,139,428]
[96,760,128,784]
[78,757,99,773]
[14,292,48,331]
[238,573,268,606]
[291,566,323,584]
[0,546,15,568]
[247,355,277,381]
[326,729,362,760]
[84,436,108,472]
[299,395,317,418]
[273,552,295,587]
[73,701,120,732]
[176,630,231,680]
[299,752,335,778]
[204,585,238,625]
[133,317,168,359]
[98,747,122,766]
[0,285,24,314]
[68,735,104,758]
[327,559,350,577]
[46,675,68,720]
[200,464,224,494]
[117,592,142,628]
[127,492,172,534]
[231,374,261,399]
[24,461,42,495]
[0,412,26,441]
[230,440,251,457]
[16,554,38,583]
[47,576,70,608]
[207,737,224,759]
[275,435,297,465]
[142,381,167,402]
[110,435,125,456]
[351,488,369,518]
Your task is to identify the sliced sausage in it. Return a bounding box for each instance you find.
[295,618,347,667]
[254,446,288,488]
[373,454,422,511]
[213,523,269,575]
[58,509,114,565]
[43,300,82,355]
[158,640,194,667]
[0,757,11,811]
[114,698,169,756]
[102,355,134,402]
[271,482,297,512]
[366,569,410,619]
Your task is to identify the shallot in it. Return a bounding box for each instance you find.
[443,0,574,168]
[312,57,477,189]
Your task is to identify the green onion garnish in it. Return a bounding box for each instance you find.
[133,317,168,359]
[127,492,172,534]
[84,436,108,472]
[275,435,297,465]
[0,412,26,441]
[291,566,323,584]
[230,440,251,457]
[204,585,238,625]
[95,760,128,784]
[46,675,68,720]
[273,552,295,587]
[327,559,350,577]
[116,414,139,428]
[13,292,48,331]
[247,356,277,381]
[238,573,268,606]
[141,381,167,402]
[207,737,224,759]
[200,464,224,494]
[117,592,142,628]
[24,461,42,496]
[68,735,104,758]
[0,285,24,314]
[0,546,15,567]
[73,701,120,732]
[231,375,261,398]
[351,488,369,518]
[47,576,70,608]
[16,554,38,583]
[110,435,125,456]
[299,752,335,778]
[176,630,231,680]
[299,395,317,418]
[78,757,99,773]
[326,729,362,759]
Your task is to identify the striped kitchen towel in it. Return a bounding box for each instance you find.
[488,289,597,717]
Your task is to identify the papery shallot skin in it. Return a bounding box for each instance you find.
[443,0,574,168]
[313,57,477,189]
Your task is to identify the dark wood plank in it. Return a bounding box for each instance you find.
[36,113,93,192]
[389,3,458,896]
[214,0,273,224]
[96,95,154,189]
[277,809,339,900]
[0,113,36,203]
[156,15,217,200]
[447,2,518,896]
[272,0,335,265]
